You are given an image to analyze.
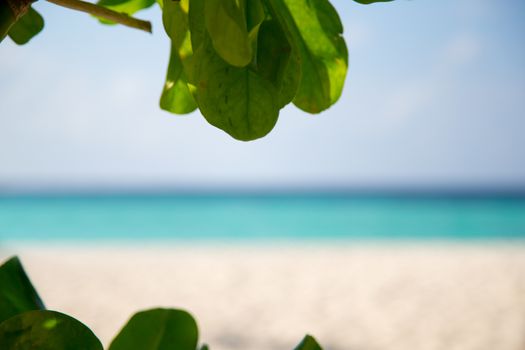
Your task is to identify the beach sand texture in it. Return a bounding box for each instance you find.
[1,244,525,350]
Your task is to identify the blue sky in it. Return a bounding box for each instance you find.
[0,0,524,191]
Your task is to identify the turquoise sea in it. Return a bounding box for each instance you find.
[1,193,524,242]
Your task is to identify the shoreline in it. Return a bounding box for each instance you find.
[3,237,525,249]
[2,243,525,350]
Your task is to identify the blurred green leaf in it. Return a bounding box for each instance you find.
[0,310,102,350]
[0,256,44,324]
[294,335,323,350]
[108,308,198,350]
[1,1,16,43]
[7,7,44,45]
[204,0,252,67]
[353,0,394,4]
[266,0,348,113]
[97,0,155,24]
[200,344,209,350]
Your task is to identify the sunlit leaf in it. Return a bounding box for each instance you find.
[294,335,323,350]
[160,0,196,114]
[160,43,197,114]
[353,0,395,4]
[193,35,279,141]
[162,0,188,44]
[8,7,44,45]
[0,310,102,350]
[0,256,44,324]
[267,0,348,113]
[109,308,198,350]
[97,0,155,24]
[204,0,252,67]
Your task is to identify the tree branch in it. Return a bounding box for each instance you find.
[46,0,152,33]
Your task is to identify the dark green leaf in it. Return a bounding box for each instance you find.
[353,0,394,4]
[257,18,300,108]
[204,0,252,67]
[193,35,279,141]
[246,0,266,53]
[294,335,323,350]
[108,308,198,350]
[0,310,103,350]
[97,0,155,24]
[266,0,348,113]
[188,0,205,51]
[246,0,266,33]
[1,0,17,44]
[200,344,209,350]
[7,7,44,45]
[0,256,44,324]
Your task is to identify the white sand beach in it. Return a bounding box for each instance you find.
[1,243,525,350]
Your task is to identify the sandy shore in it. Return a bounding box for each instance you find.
[1,243,525,350]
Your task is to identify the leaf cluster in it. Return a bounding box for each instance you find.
[2,0,394,141]
[159,0,349,140]
[0,256,323,350]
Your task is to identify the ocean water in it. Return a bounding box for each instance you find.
[0,194,524,242]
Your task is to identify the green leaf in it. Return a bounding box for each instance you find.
[244,0,266,79]
[204,0,252,67]
[108,308,198,350]
[188,0,205,51]
[256,18,300,108]
[160,0,196,114]
[162,0,189,44]
[0,310,103,350]
[200,344,209,350]
[0,256,44,324]
[1,0,17,44]
[98,0,155,16]
[353,0,394,4]
[193,35,280,141]
[266,0,348,113]
[7,7,44,45]
[97,0,155,24]
[246,0,266,34]
[294,335,323,350]
[160,43,197,114]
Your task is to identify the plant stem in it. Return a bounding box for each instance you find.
[0,0,31,43]
[46,0,152,33]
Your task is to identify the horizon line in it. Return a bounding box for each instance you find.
[1,186,525,199]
